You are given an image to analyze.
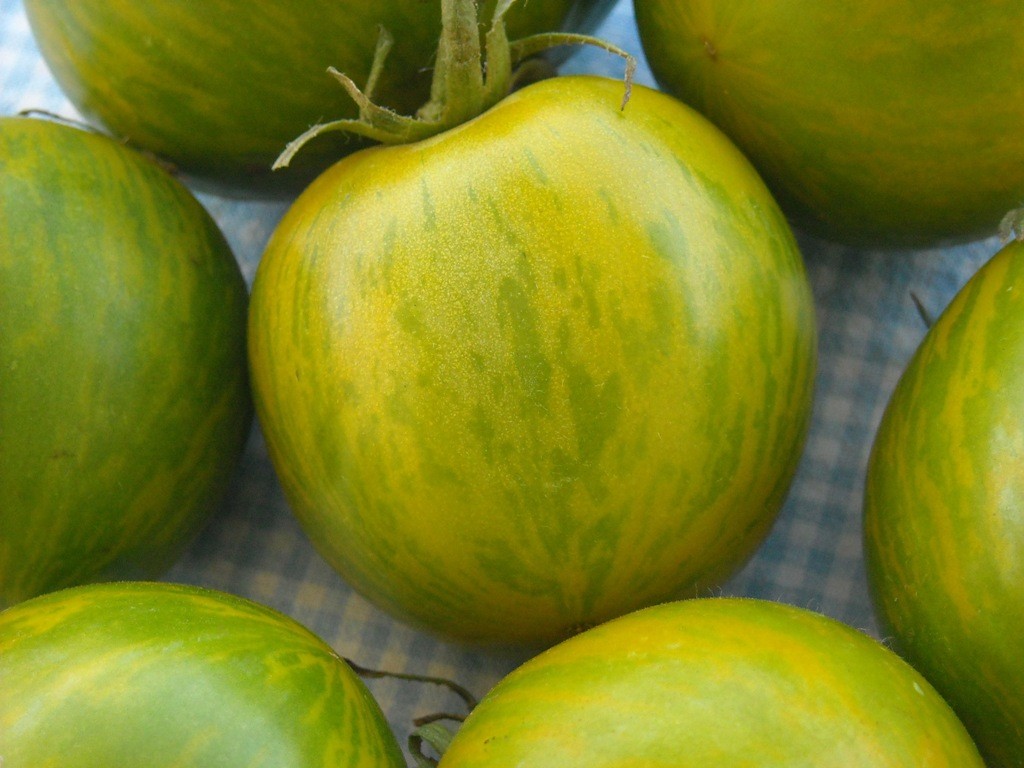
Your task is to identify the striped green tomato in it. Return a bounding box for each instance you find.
[633,0,1024,246]
[0,581,405,767]
[24,0,614,196]
[864,239,1024,768]
[0,116,251,608]
[435,598,985,766]
[248,75,817,645]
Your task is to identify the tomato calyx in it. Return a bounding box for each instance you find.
[273,0,635,169]
[346,657,476,766]
[410,716,460,767]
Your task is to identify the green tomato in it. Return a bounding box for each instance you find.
[633,0,1024,246]
[0,116,251,608]
[436,598,985,766]
[864,239,1024,768]
[0,581,405,767]
[248,75,817,645]
[23,0,615,196]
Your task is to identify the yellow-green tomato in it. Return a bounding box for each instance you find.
[436,599,985,766]
[249,75,817,645]
[24,0,615,195]
[865,239,1024,767]
[0,116,251,608]
[0,582,405,767]
[634,0,1024,246]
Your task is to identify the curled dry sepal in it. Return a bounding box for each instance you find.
[999,206,1024,243]
[273,0,636,169]
[345,657,476,767]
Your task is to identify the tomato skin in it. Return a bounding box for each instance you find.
[864,240,1024,768]
[0,582,405,767]
[633,0,1024,246]
[0,117,251,608]
[23,0,614,196]
[436,598,984,766]
[248,75,817,645]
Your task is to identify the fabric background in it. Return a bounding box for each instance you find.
[0,0,1001,757]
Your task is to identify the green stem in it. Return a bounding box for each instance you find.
[273,0,636,169]
[362,26,395,105]
[417,0,486,124]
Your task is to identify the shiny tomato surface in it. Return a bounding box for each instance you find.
[249,75,817,644]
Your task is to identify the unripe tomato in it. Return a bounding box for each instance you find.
[865,238,1024,767]
[634,0,1024,246]
[249,75,817,644]
[437,599,985,766]
[0,116,251,607]
[24,0,615,195]
[0,582,405,767]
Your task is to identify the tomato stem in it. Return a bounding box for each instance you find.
[346,657,473,764]
[345,657,479,710]
[273,0,635,169]
[362,26,395,106]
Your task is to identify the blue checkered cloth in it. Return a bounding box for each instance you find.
[0,0,1000,754]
